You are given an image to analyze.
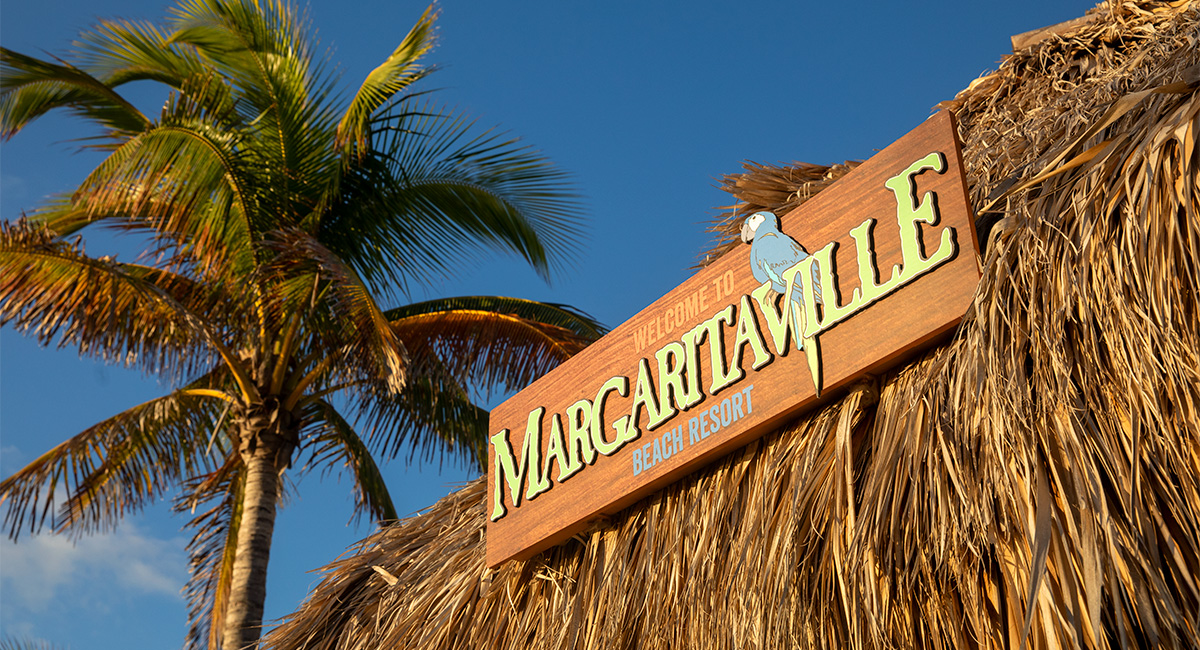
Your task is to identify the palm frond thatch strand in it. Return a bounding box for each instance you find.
[262,2,1199,649]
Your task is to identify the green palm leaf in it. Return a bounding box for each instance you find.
[387,295,605,338]
[336,4,435,159]
[0,47,149,139]
[302,400,398,524]
[263,228,408,397]
[387,295,604,393]
[74,18,210,89]
[67,120,258,274]
[169,0,341,223]
[0,374,231,539]
[0,220,237,381]
[322,104,584,294]
[354,374,490,468]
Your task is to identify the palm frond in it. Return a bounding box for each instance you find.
[169,0,341,226]
[386,295,605,339]
[387,295,602,396]
[301,400,398,524]
[336,4,435,160]
[168,0,315,102]
[321,103,584,295]
[0,636,70,650]
[177,455,243,650]
[74,18,210,89]
[0,220,233,380]
[0,372,231,539]
[25,193,121,237]
[0,47,149,140]
[66,115,259,276]
[262,228,408,397]
[354,373,490,469]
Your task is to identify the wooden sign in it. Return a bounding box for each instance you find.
[486,111,980,567]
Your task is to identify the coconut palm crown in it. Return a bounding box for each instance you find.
[0,1,604,649]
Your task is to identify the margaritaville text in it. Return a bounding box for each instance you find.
[485,112,980,566]
[491,152,958,521]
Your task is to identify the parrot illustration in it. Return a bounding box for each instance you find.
[740,211,822,304]
[741,211,824,394]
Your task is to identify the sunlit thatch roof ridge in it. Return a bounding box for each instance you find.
[263,2,1199,648]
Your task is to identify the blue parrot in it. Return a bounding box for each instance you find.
[741,210,824,393]
[740,211,822,304]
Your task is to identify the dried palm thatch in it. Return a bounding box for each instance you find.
[263,2,1199,649]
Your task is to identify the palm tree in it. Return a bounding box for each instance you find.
[0,2,603,649]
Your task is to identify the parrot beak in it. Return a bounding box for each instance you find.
[740,220,755,244]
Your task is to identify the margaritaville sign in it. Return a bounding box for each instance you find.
[486,111,981,567]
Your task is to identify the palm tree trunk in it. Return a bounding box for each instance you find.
[222,440,282,650]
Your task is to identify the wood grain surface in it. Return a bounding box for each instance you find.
[486,111,980,567]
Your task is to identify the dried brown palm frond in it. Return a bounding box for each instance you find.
[699,160,861,268]
[262,2,1200,649]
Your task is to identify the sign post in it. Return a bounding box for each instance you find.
[486,111,980,567]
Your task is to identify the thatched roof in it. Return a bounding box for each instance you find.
[263,2,1199,648]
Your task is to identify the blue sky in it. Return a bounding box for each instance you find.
[1,1,1089,647]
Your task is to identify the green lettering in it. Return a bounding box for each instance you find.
[885,152,957,282]
[848,217,901,307]
[548,412,581,481]
[489,407,550,521]
[681,323,707,409]
[653,342,687,427]
[706,305,738,394]
[626,358,665,438]
[566,398,596,467]
[592,376,629,455]
[732,295,772,374]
